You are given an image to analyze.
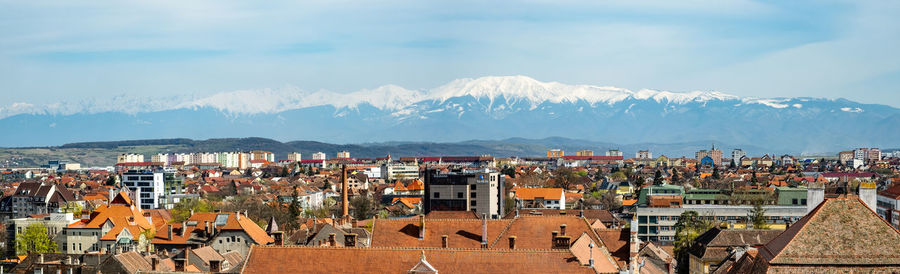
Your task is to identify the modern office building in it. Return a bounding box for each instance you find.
[381,164,420,180]
[121,168,184,209]
[423,169,505,219]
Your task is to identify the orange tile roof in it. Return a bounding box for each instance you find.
[152,212,273,245]
[406,179,425,191]
[515,188,564,200]
[370,218,513,249]
[243,246,597,273]
[392,197,422,209]
[67,192,154,241]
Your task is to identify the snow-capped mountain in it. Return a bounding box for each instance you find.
[1,75,898,152]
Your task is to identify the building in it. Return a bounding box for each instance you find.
[312,152,327,160]
[424,169,505,219]
[381,164,420,180]
[287,152,302,162]
[877,183,900,229]
[152,211,274,258]
[121,168,185,209]
[606,150,623,157]
[724,196,900,273]
[688,228,782,274]
[636,150,652,159]
[5,213,75,256]
[60,192,155,254]
[547,149,564,158]
[336,151,350,159]
[696,145,723,166]
[515,188,566,209]
[575,150,593,157]
[248,150,275,163]
[117,154,144,164]
[731,149,746,165]
[838,150,854,165]
[0,182,78,221]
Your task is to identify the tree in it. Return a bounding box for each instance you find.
[105,175,117,186]
[16,223,57,255]
[60,201,83,216]
[748,200,768,229]
[281,166,290,177]
[553,168,581,190]
[670,170,680,184]
[712,166,720,180]
[750,171,758,185]
[652,170,663,185]
[730,159,736,169]
[350,196,374,220]
[599,190,621,211]
[674,211,714,274]
[172,198,213,222]
[323,180,332,191]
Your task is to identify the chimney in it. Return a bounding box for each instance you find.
[419,215,426,240]
[168,224,173,240]
[342,164,349,217]
[630,218,640,273]
[209,259,221,273]
[559,210,567,215]
[560,224,567,236]
[579,210,584,218]
[508,236,517,249]
[181,221,186,237]
[441,235,448,248]
[273,231,284,246]
[553,235,571,249]
[328,233,336,246]
[345,233,357,247]
[185,246,191,267]
[174,258,185,272]
[237,212,241,221]
[807,182,825,214]
[151,257,158,271]
[552,231,559,239]
[859,182,877,211]
[481,213,488,248]
[38,253,44,264]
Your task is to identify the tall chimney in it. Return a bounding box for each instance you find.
[807,182,825,214]
[168,224,173,240]
[441,235,448,248]
[560,224,567,236]
[481,213,488,248]
[508,236,517,249]
[629,218,640,273]
[342,164,349,217]
[579,210,584,218]
[419,215,426,240]
[151,257,159,271]
[181,221,186,237]
[328,233,336,246]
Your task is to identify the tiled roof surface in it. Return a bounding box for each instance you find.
[242,246,597,274]
[370,219,512,248]
[515,188,564,200]
[690,228,782,259]
[570,233,620,273]
[595,228,629,268]
[152,212,273,245]
[114,251,151,273]
[68,192,153,241]
[424,211,480,219]
[761,197,900,266]
[494,216,600,250]
[879,184,900,199]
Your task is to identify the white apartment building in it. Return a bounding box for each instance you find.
[117,153,144,164]
[287,152,302,162]
[606,150,623,157]
[636,150,652,159]
[731,149,746,164]
[312,152,327,160]
[121,169,184,209]
[381,164,420,180]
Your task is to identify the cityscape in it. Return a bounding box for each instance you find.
[3,1,900,274]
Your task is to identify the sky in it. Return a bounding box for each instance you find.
[1,0,899,107]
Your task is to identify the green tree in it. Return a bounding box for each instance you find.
[712,165,720,180]
[673,211,714,274]
[653,170,663,185]
[171,198,213,222]
[16,223,58,255]
[281,166,290,177]
[60,201,83,216]
[105,175,117,186]
[748,200,768,229]
[671,170,680,184]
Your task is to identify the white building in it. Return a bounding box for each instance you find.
[336,151,351,159]
[731,149,746,164]
[312,152,327,160]
[287,152,302,162]
[121,169,184,209]
[381,164,420,180]
[636,150,652,159]
[117,153,144,164]
[606,150,623,157]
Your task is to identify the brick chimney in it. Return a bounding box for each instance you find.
[174,258,185,272]
[345,233,357,247]
[342,164,349,217]
[209,259,221,273]
[151,257,158,271]
[419,214,426,240]
[553,235,571,249]
[508,236,516,249]
[441,235,448,248]
[560,224,567,236]
[481,213,488,248]
[552,230,559,239]
[272,231,284,246]
[328,233,336,246]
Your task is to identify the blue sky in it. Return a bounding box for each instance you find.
[1,0,899,107]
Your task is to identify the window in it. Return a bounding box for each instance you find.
[471,184,476,190]
[801,199,807,205]
[792,198,798,205]
[434,192,440,198]
[470,200,477,207]
[470,192,476,198]
[457,192,463,199]
[231,236,236,242]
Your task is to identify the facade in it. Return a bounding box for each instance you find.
[60,192,155,254]
[5,213,74,256]
[336,151,351,159]
[575,150,593,157]
[877,184,900,229]
[696,146,723,166]
[312,152,327,160]
[636,150,652,159]
[547,149,564,158]
[381,164,420,180]
[606,149,623,157]
[117,153,144,164]
[731,149,746,165]
[0,182,78,221]
[152,212,274,258]
[287,152,302,162]
[424,169,505,219]
[121,169,184,209]
[248,150,275,163]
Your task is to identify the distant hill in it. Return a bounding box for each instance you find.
[1,137,784,168]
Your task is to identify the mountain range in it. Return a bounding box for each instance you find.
[1,75,898,153]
